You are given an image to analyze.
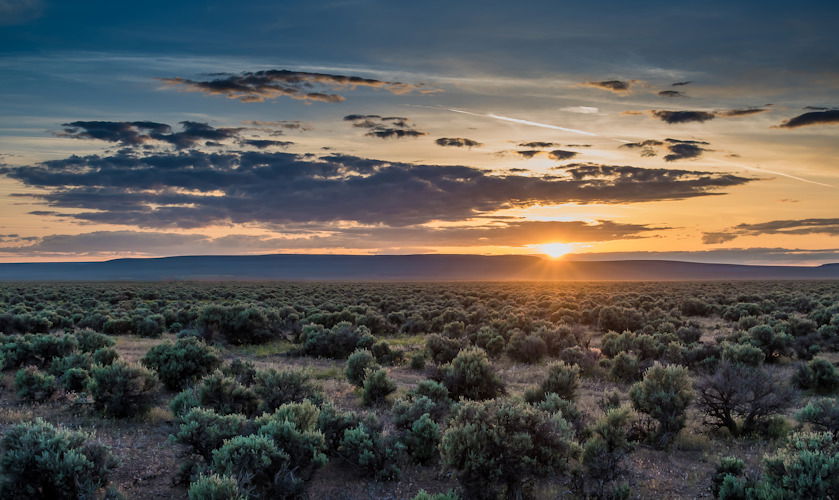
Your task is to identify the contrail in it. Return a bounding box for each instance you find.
[446,107,598,136]
[428,105,831,188]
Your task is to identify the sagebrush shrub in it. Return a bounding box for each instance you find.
[440,347,505,401]
[710,456,745,498]
[196,371,260,416]
[721,342,765,367]
[188,473,246,500]
[796,397,839,434]
[629,363,693,448]
[15,366,56,402]
[92,347,119,366]
[756,431,839,498]
[362,367,397,406]
[338,424,402,481]
[174,408,249,460]
[211,434,301,498]
[581,407,634,496]
[402,413,440,464]
[60,367,90,392]
[345,349,379,387]
[794,359,839,394]
[411,490,460,500]
[0,419,117,499]
[170,387,200,418]
[317,404,365,454]
[75,329,115,353]
[252,368,323,412]
[610,351,642,382]
[441,398,578,499]
[506,332,547,363]
[141,337,222,390]
[88,361,158,418]
[299,322,374,359]
[255,408,328,481]
[426,334,464,365]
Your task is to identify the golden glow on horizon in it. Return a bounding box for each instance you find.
[533,242,575,259]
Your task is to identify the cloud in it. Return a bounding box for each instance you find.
[159,69,435,103]
[518,141,558,148]
[777,109,839,128]
[240,139,294,149]
[547,150,577,160]
[568,247,839,266]
[704,218,839,243]
[621,138,710,161]
[560,106,599,114]
[0,151,756,229]
[343,114,426,139]
[583,80,632,93]
[658,90,686,98]
[671,81,692,87]
[515,150,541,159]
[242,120,309,131]
[646,108,769,124]
[649,110,716,124]
[58,121,246,149]
[0,0,43,25]
[0,218,666,257]
[435,137,482,148]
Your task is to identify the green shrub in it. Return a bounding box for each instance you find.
[88,361,158,418]
[141,337,222,390]
[440,347,505,401]
[610,352,642,382]
[48,353,92,376]
[711,456,746,498]
[317,404,365,454]
[188,473,246,500]
[441,398,578,499]
[506,332,547,363]
[197,305,278,345]
[721,342,765,367]
[796,397,839,434]
[92,347,119,366]
[362,367,396,406]
[252,368,323,412]
[338,424,402,481]
[60,367,90,392]
[402,413,440,464]
[754,431,839,498]
[196,371,260,417]
[211,434,300,498]
[747,324,792,362]
[411,490,460,500]
[581,407,634,496]
[259,400,320,433]
[426,334,465,365]
[629,363,693,448]
[345,349,379,387]
[222,359,258,386]
[371,340,403,365]
[409,352,426,370]
[255,407,327,481]
[174,408,249,460]
[534,393,585,435]
[170,387,201,418]
[15,366,56,402]
[540,361,579,401]
[0,419,117,499]
[794,359,839,394]
[299,322,374,359]
[75,329,115,353]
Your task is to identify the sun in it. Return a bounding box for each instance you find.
[533,242,574,259]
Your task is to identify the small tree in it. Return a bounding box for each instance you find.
[696,362,793,437]
[440,399,579,499]
[629,363,693,448]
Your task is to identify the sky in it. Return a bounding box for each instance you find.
[0,0,838,265]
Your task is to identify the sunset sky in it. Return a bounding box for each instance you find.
[1,0,838,264]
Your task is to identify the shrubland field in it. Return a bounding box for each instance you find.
[1,280,839,499]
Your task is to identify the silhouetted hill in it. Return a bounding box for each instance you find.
[1,254,838,281]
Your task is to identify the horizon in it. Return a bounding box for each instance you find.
[2,1,838,266]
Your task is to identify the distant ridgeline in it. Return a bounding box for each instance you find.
[1,254,838,281]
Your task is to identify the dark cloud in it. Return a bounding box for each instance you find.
[59,121,245,149]
[518,141,558,148]
[704,218,839,243]
[0,0,43,26]
[343,114,426,139]
[622,138,710,161]
[240,139,294,149]
[160,69,435,103]
[547,150,577,160]
[584,80,632,93]
[658,90,686,98]
[242,120,309,132]
[515,150,541,159]
[777,109,839,128]
[716,107,769,117]
[0,151,755,229]
[649,110,716,124]
[671,81,692,87]
[435,137,482,147]
[566,144,592,148]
